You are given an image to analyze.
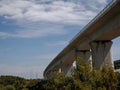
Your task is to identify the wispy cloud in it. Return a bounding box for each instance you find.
[0,25,66,38]
[0,0,108,39]
[0,0,107,25]
[0,32,10,38]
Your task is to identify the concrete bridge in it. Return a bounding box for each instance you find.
[44,0,120,77]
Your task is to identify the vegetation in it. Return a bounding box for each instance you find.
[0,76,25,90]
[0,76,45,90]
[45,58,119,90]
[0,58,120,90]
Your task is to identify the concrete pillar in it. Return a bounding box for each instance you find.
[75,50,91,61]
[61,64,73,76]
[90,41,113,69]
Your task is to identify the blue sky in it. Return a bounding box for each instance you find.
[0,0,119,79]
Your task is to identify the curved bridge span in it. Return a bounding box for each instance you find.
[44,0,120,77]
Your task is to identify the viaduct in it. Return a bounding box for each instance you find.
[44,0,120,77]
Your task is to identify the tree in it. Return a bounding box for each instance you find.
[73,57,92,90]
[0,75,25,90]
[45,57,118,90]
[74,57,118,90]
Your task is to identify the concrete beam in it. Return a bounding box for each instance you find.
[90,41,113,69]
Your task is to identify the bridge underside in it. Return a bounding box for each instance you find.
[44,0,120,77]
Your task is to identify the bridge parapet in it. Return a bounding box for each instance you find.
[70,0,119,43]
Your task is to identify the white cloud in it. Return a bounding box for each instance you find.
[97,0,107,4]
[79,0,107,11]
[0,0,107,25]
[0,32,10,38]
[0,0,108,39]
[0,25,66,38]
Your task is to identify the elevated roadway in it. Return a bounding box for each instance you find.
[44,0,120,77]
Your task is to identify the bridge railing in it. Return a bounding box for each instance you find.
[70,0,118,43]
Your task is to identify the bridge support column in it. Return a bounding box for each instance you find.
[90,41,113,69]
[75,50,91,61]
[61,64,73,76]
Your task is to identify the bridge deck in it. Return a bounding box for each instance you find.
[44,0,120,76]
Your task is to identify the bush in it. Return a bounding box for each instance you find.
[45,58,118,90]
[5,85,16,90]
